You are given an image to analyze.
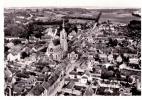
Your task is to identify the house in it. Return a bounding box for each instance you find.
[62,88,81,96]
[80,75,88,84]
[116,55,123,63]
[87,60,95,71]
[64,81,75,89]
[7,53,15,62]
[107,53,114,63]
[68,30,76,40]
[13,82,25,95]
[68,51,78,63]
[99,54,108,62]
[136,79,141,91]
[129,58,139,64]
[7,45,23,62]
[4,67,12,79]
[6,42,14,48]
[102,63,114,69]
[41,70,61,95]
[69,71,78,79]
[77,68,84,73]
[7,53,21,62]
[84,86,94,96]
[119,63,127,69]
[25,75,37,86]
[80,72,92,84]
[27,84,45,96]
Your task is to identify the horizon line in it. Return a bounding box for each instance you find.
[4,6,140,9]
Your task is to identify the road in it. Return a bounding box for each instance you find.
[50,60,83,96]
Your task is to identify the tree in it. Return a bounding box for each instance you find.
[12,39,21,45]
[121,39,129,47]
[4,46,10,53]
[101,69,114,80]
[106,38,118,47]
[32,25,45,39]
[21,52,30,59]
[127,20,141,42]
[131,85,141,95]
[34,32,43,39]
[4,24,26,37]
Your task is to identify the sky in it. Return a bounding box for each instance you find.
[3,0,142,8]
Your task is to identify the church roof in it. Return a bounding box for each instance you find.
[52,39,60,46]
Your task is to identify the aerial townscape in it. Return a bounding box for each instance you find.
[4,7,141,96]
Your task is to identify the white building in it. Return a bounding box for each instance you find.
[68,51,78,63]
[7,53,21,62]
[60,21,68,52]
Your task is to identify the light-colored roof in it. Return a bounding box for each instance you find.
[129,58,139,64]
[6,42,14,48]
[9,45,23,55]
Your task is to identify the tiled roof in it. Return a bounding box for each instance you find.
[84,87,94,96]
[29,84,45,96]
[42,73,60,90]
[52,39,60,46]
[9,45,23,55]
[69,71,78,75]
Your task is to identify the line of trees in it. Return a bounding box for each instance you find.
[4,23,45,40]
[127,20,141,42]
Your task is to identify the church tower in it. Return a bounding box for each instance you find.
[60,20,68,52]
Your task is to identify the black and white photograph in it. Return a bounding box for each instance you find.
[2,0,141,96]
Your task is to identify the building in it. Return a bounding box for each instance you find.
[45,39,63,61]
[68,30,76,41]
[7,53,21,62]
[45,20,68,61]
[68,51,78,63]
[60,20,68,52]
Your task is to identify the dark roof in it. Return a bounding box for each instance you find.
[69,71,78,75]
[30,84,45,96]
[39,47,47,52]
[113,47,137,54]
[9,45,23,55]
[65,78,79,82]
[13,83,25,93]
[101,70,114,79]
[84,87,94,96]
[66,81,75,89]
[52,39,60,46]
[42,73,60,90]
[42,81,50,90]
[42,67,50,73]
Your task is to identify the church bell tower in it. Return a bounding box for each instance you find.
[60,20,68,52]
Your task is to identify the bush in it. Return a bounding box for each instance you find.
[12,39,21,45]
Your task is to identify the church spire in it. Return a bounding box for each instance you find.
[60,19,68,52]
[62,19,65,28]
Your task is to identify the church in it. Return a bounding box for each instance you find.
[45,20,68,61]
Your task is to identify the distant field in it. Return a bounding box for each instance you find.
[99,12,140,24]
[4,8,140,24]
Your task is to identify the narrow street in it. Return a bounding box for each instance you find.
[50,60,83,96]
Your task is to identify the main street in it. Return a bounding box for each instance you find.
[49,59,84,96]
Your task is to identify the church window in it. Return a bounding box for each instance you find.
[50,54,53,59]
[62,35,65,39]
[56,55,58,60]
[50,48,53,52]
